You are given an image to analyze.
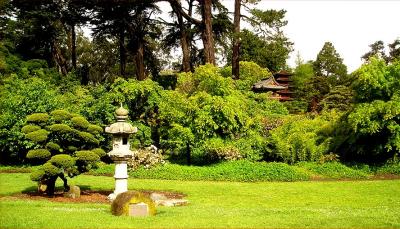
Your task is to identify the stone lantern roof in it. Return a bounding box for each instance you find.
[105,106,138,134]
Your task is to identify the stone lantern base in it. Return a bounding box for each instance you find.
[108,156,131,201]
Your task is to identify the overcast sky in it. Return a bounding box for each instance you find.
[224,0,400,72]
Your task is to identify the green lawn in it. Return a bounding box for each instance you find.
[1,173,399,228]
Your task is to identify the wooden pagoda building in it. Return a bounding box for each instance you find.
[252,70,294,101]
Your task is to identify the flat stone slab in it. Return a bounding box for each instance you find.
[156,199,189,207]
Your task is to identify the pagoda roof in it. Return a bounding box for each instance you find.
[252,76,287,91]
[273,70,293,77]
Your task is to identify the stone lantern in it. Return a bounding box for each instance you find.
[105,105,137,200]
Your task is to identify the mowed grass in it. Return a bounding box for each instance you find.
[0,173,399,228]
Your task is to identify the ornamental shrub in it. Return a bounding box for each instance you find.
[87,124,103,134]
[77,131,100,145]
[128,145,165,170]
[26,113,50,123]
[21,125,41,134]
[23,110,105,196]
[50,110,73,122]
[71,116,90,129]
[203,138,242,163]
[75,150,100,163]
[49,154,75,168]
[45,142,61,151]
[26,149,51,163]
[25,129,49,143]
[91,148,106,158]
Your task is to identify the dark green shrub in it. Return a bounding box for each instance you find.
[71,116,90,129]
[30,169,46,181]
[49,154,75,168]
[91,148,106,158]
[42,162,60,177]
[77,131,99,145]
[26,113,50,123]
[87,124,103,134]
[26,149,51,162]
[45,142,61,151]
[47,124,73,133]
[75,150,100,163]
[21,125,41,134]
[111,191,156,216]
[67,146,78,152]
[50,109,73,122]
[25,129,49,143]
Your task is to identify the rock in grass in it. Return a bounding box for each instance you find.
[63,185,80,199]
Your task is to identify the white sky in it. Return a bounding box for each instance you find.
[227,0,400,72]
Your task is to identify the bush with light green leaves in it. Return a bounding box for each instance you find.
[22,109,105,196]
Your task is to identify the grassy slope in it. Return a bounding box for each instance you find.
[1,173,400,228]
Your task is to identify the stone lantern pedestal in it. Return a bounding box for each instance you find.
[105,106,137,201]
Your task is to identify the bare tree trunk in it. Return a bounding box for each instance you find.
[201,0,215,65]
[232,0,241,79]
[119,29,126,77]
[71,24,77,69]
[135,43,145,80]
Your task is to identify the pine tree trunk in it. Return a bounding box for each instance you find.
[232,0,241,79]
[119,29,126,77]
[135,43,145,80]
[177,13,191,72]
[201,0,215,65]
[71,24,77,70]
[51,41,68,75]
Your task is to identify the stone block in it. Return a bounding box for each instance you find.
[129,202,149,217]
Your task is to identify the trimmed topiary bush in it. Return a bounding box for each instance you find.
[111,191,156,216]
[77,131,99,145]
[47,124,73,133]
[26,149,51,162]
[22,110,105,196]
[49,154,75,168]
[26,113,50,123]
[46,142,61,151]
[91,148,106,158]
[50,109,73,122]
[21,125,41,134]
[75,150,100,163]
[25,129,49,142]
[71,116,90,129]
[87,124,103,134]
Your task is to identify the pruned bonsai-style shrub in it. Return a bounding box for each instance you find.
[22,109,105,196]
[111,191,156,216]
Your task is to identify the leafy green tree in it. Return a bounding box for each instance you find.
[361,39,400,64]
[23,110,104,196]
[236,8,292,72]
[313,42,347,81]
[361,40,386,62]
[333,58,400,163]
